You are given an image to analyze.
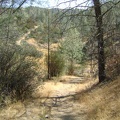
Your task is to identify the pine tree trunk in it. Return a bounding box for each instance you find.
[93,0,106,82]
[47,10,50,79]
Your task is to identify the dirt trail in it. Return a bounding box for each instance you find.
[0,76,98,120]
[33,76,98,98]
[0,27,100,120]
[33,76,98,120]
[16,26,38,45]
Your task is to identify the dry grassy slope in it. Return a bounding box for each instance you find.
[16,27,60,77]
[77,76,120,120]
[25,38,60,78]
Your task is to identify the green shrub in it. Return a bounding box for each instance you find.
[21,40,43,58]
[0,43,37,104]
[46,51,65,78]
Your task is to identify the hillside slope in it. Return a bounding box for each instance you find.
[77,77,120,120]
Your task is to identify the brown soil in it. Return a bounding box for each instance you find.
[0,76,98,120]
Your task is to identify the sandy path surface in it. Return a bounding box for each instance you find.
[32,76,98,120]
[33,76,98,98]
[0,76,98,120]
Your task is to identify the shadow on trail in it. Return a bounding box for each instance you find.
[36,77,98,120]
[61,77,85,84]
[40,80,98,105]
[41,80,97,110]
[60,115,76,120]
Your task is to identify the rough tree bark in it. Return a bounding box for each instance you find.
[93,0,106,82]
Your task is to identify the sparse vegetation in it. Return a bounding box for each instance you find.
[21,40,43,58]
[77,77,120,120]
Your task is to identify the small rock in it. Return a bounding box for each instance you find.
[45,114,49,118]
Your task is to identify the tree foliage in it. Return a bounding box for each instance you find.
[0,0,41,105]
[46,51,65,78]
[0,43,38,104]
[60,29,84,75]
[55,0,120,80]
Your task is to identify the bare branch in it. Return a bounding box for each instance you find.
[102,1,120,17]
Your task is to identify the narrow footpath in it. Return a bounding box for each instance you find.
[0,76,98,120]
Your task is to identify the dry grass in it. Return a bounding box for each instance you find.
[1,76,119,120]
[0,75,98,120]
[5,30,120,119]
[32,75,98,98]
[77,76,120,120]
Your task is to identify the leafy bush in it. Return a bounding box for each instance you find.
[0,43,37,104]
[46,51,65,77]
[21,40,43,58]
